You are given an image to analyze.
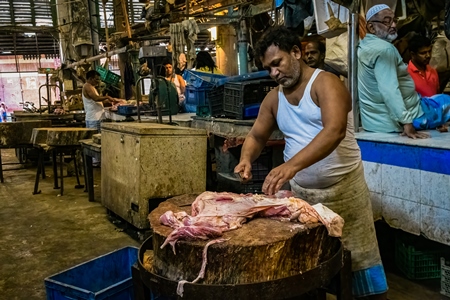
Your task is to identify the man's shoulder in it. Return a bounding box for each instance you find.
[82,82,93,90]
[360,35,396,52]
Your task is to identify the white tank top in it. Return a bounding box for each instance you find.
[82,85,104,121]
[169,75,185,101]
[276,69,361,189]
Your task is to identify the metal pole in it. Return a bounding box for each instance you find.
[65,46,128,69]
[348,13,359,132]
[89,0,100,57]
[237,19,249,75]
[102,0,110,53]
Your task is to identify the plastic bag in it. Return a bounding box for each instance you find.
[325,31,348,77]
[445,0,450,40]
[429,37,450,73]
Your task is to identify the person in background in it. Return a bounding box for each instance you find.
[358,4,450,138]
[163,58,186,107]
[234,26,388,300]
[0,101,7,122]
[407,34,439,97]
[176,53,187,76]
[193,51,223,74]
[303,41,341,77]
[82,70,115,133]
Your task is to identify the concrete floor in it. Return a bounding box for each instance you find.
[0,148,448,300]
[0,149,139,300]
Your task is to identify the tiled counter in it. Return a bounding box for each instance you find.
[356,130,450,246]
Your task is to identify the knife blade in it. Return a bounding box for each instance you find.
[217,172,244,182]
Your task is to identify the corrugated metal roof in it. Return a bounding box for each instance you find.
[0,0,147,56]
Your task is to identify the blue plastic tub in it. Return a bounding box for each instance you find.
[216,70,270,86]
[243,103,261,119]
[183,70,227,88]
[45,246,138,300]
[116,105,137,116]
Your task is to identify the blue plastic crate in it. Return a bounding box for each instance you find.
[185,86,210,105]
[183,70,227,88]
[45,246,138,300]
[117,105,137,116]
[216,70,270,86]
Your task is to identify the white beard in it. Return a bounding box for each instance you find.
[278,57,301,88]
[374,27,398,43]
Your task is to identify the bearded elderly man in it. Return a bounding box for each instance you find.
[234,26,388,300]
[358,4,450,138]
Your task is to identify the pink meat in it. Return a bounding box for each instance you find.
[160,225,223,254]
[158,191,344,252]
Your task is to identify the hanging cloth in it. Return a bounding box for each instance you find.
[284,0,313,29]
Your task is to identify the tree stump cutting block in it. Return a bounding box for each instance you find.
[149,194,341,285]
[31,127,97,146]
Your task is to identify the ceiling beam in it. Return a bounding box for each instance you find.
[0,25,58,34]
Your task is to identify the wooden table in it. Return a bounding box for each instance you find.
[0,120,52,183]
[31,127,97,196]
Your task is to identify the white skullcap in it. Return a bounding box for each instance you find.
[366,4,390,21]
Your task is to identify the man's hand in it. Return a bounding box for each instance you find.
[234,160,253,183]
[262,163,297,195]
[401,123,430,139]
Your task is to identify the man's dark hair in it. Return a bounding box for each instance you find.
[162,57,172,66]
[408,34,432,53]
[306,41,326,54]
[255,26,302,58]
[86,70,100,80]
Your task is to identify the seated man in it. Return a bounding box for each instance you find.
[303,41,341,77]
[407,34,439,97]
[163,59,186,108]
[358,4,450,138]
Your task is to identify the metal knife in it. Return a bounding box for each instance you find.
[217,172,244,182]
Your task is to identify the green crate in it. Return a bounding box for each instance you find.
[395,233,449,280]
[441,258,450,297]
[96,66,121,85]
[196,105,210,117]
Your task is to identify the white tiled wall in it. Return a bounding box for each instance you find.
[362,161,450,246]
[382,165,421,203]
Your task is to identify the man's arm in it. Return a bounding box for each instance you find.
[263,73,350,195]
[234,88,278,181]
[374,47,428,139]
[178,75,186,94]
[83,84,113,103]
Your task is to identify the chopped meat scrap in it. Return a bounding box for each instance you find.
[157,191,344,252]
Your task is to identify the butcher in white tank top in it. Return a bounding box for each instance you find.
[277,69,361,189]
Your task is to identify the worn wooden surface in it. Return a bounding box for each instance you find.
[101,123,207,229]
[149,194,340,285]
[191,117,284,140]
[31,127,97,146]
[0,120,51,146]
[92,134,101,145]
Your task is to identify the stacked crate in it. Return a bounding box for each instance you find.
[183,70,273,118]
[183,70,227,115]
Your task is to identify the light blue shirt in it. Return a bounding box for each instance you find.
[357,34,424,132]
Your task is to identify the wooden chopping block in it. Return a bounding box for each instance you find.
[31,127,97,146]
[149,194,340,285]
[0,123,22,146]
[92,134,101,145]
[0,120,52,146]
[20,120,52,144]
